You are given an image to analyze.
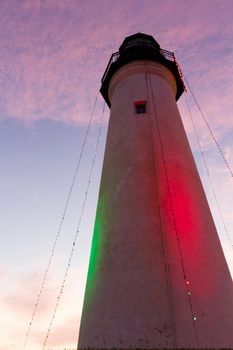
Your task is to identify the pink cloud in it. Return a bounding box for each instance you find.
[1,0,233,127]
[0,265,86,349]
[3,270,57,317]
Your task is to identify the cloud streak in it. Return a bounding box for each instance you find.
[1,0,233,128]
[0,265,86,349]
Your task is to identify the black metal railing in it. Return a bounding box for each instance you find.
[101,47,177,84]
[160,48,175,61]
[101,48,186,90]
[101,52,120,83]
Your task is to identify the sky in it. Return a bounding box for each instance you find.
[1,0,233,349]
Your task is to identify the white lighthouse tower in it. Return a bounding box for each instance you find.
[78,33,233,349]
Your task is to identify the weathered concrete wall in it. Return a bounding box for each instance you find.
[78,61,233,349]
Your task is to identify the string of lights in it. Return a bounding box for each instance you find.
[42,101,106,349]
[147,72,199,347]
[184,76,233,179]
[22,92,99,350]
[144,66,177,348]
[185,93,233,250]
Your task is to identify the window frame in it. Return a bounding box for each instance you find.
[134,100,147,114]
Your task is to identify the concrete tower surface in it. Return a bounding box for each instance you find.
[78,33,233,349]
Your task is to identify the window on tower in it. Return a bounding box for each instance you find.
[134,100,147,114]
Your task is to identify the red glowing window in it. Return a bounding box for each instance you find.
[134,100,147,114]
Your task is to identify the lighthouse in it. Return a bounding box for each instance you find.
[78,33,233,349]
